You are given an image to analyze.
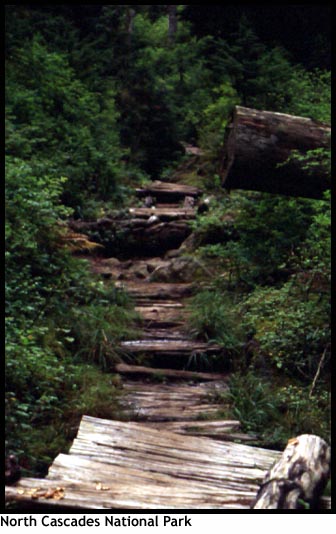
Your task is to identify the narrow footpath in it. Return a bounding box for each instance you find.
[8,178,329,510]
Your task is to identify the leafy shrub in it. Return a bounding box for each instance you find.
[224,372,330,448]
[5,158,139,471]
[187,290,244,351]
[242,282,330,379]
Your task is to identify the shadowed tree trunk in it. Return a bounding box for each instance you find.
[168,5,178,43]
[221,106,330,198]
[126,8,136,46]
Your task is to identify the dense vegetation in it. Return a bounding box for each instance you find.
[5,5,330,475]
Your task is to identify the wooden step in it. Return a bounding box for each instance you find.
[142,421,257,443]
[136,181,202,201]
[134,306,188,327]
[120,380,228,421]
[6,418,330,510]
[115,363,228,382]
[120,339,222,356]
[128,207,196,220]
[115,281,195,300]
[140,328,191,340]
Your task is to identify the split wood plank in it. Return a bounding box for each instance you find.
[140,420,257,443]
[119,380,229,421]
[115,281,195,300]
[120,339,222,356]
[134,306,188,327]
[115,363,228,381]
[128,207,196,220]
[136,181,202,200]
[66,417,282,489]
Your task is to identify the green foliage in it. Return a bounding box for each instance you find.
[242,281,330,379]
[187,290,244,351]
[5,158,138,470]
[232,193,315,283]
[284,69,331,121]
[198,82,239,152]
[6,38,124,208]
[223,372,330,448]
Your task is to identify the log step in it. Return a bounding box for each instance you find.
[128,207,196,220]
[120,339,222,356]
[115,363,228,382]
[120,380,228,421]
[136,181,202,201]
[5,419,331,510]
[142,421,257,443]
[115,281,195,300]
[140,328,191,340]
[134,306,189,327]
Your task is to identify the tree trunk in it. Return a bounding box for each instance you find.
[221,106,330,198]
[168,5,178,42]
[126,8,136,46]
[252,434,330,509]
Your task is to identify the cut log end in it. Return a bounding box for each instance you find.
[221,106,330,198]
[252,434,331,509]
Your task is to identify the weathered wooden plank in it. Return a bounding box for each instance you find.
[115,363,228,382]
[128,207,196,220]
[115,281,195,300]
[136,181,202,201]
[5,420,331,510]
[134,306,188,327]
[6,474,331,510]
[120,339,221,356]
[5,472,256,510]
[69,417,281,485]
[141,420,257,443]
[252,434,331,509]
[120,380,227,421]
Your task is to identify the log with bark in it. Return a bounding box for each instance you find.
[252,434,330,509]
[221,106,330,198]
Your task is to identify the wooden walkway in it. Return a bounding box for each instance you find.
[6,416,282,510]
[5,178,331,510]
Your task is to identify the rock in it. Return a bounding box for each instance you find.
[148,256,204,283]
[147,215,160,226]
[144,195,155,208]
[197,195,216,214]
[183,196,195,208]
[165,249,181,259]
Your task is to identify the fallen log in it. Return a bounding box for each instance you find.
[222,106,330,198]
[252,434,330,509]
